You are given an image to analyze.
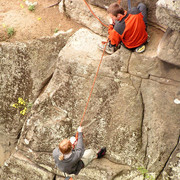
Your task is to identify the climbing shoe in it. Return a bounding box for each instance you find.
[135,45,145,53]
[97,147,106,159]
[98,41,115,55]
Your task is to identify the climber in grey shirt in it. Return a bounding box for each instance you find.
[53,126,106,175]
[53,126,85,175]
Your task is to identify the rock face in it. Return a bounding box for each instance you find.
[156,0,180,68]
[1,153,55,180]
[141,79,180,174]
[159,139,180,180]
[1,27,180,179]
[0,35,70,167]
[157,28,180,67]
[156,0,180,31]
[59,0,108,36]
[1,0,180,179]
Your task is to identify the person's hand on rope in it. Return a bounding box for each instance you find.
[78,126,82,132]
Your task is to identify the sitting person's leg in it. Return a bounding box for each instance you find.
[137,3,147,29]
[81,149,96,167]
[81,147,107,167]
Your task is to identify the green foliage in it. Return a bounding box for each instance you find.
[137,167,155,180]
[7,27,15,37]
[28,5,35,11]
[11,97,32,115]
[54,28,59,33]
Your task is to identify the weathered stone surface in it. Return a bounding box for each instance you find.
[0,135,16,169]
[160,139,180,180]
[1,19,180,180]
[0,35,70,166]
[59,0,109,36]
[129,53,180,83]
[0,26,8,41]
[141,79,180,178]
[114,170,144,180]
[157,28,180,67]
[144,26,164,57]
[129,27,180,82]
[62,158,131,180]
[56,28,144,166]
[129,54,158,79]
[67,0,165,31]
[156,0,180,31]
[0,42,33,167]
[0,152,54,180]
[102,46,131,73]
[87,0,114,9]
[13,28,144,179]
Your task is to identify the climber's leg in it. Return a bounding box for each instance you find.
[81,149,96,167]
[137,3,147,29]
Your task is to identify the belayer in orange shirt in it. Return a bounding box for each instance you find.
[99,2,148,54]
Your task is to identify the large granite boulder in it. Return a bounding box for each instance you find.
[1,25,180,179]
[156,0,180,31]
[1,28,143,179]
[59,0,109,36]
[159,140,180,180]
[157,28,180,67]
[0,35,70,167]
[1,152,54,180]
[87,0,114,9]
[141,79,180,177]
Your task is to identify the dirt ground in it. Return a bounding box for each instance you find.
[0,0,82,42]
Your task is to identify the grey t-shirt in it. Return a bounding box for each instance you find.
[53,132,85,175]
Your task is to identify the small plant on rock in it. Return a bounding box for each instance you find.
[137,167,155,180]
[11,97,32,115]
[54,28,59,33]
[7,27,15,37]
[28,5,35,11]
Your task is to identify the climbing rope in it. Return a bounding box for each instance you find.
[79,39,108,127]
[75,0,123,137]
[74,0,110,130]
[74,39,108,141]
[82,0,108,28]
